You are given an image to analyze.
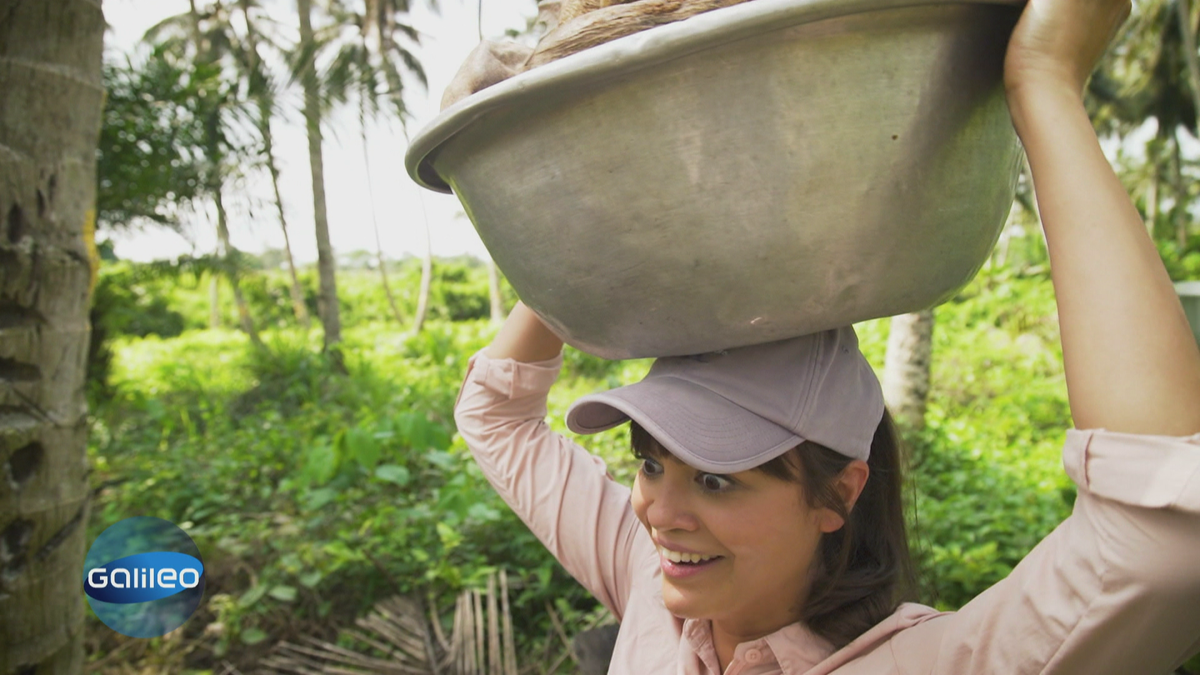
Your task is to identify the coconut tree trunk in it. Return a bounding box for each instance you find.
[1177,0,1200,121]
[298,0,344,360]
[1147,161,1160,235]
[362,126,405,325]
[882,308,935,430]
[214,188,262,346]
[487,256,505,323]
[993,200,1022,269]
[265,129,312,329]
[201,93,258,344]
[189,0,224,335]
[209,275,221,328]
[1172,134,1189,249]
[239,0,310,330]
[412,219,433,335]
[1177,0,1200,248]
[0,0,104,672]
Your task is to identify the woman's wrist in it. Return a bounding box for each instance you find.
[484,302,565,363]
[1005,76,1086,141]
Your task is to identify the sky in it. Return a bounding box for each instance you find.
[101,0,537,263]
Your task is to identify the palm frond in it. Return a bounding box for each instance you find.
[259,571,520,675]
[143,13,195,44]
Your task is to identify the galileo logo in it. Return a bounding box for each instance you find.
[83,517,205,638]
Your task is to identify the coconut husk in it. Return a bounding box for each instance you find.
[441,0,752,109]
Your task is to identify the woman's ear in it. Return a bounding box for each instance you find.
[817,460,870,533]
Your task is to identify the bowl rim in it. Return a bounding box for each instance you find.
[404,0,1023,193]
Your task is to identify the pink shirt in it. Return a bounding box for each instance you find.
[454,351,1200,674]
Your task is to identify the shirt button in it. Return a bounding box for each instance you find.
[745,649,763,663]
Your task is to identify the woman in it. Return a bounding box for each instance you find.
[453,0,1200,671]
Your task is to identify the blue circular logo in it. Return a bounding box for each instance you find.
[83,517,205,638]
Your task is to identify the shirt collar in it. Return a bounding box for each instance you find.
[681,618,835,674]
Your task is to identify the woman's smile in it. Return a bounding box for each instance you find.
[657,544,725,578]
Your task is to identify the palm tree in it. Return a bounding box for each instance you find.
[488,256,506,323]
[1090,0,1198,248]
[882,309,935,431]
[147,0,263,345]
[296,0,345,364]
[1169,0,1200,251]
[192,1,263,346]
[1176,0,1200,126]
[319,0,427,326]
[237,0,312,329]
[0,0,105,671]
[412,192,435,334]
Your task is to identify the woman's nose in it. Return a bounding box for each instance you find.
[638,475,700,532]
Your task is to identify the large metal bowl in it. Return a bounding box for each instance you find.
[407,0,1024,359]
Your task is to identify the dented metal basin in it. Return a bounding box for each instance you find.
[406,0,1025,359]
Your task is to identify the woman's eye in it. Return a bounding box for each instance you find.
[698,473,733,492]
[640,458,663,476]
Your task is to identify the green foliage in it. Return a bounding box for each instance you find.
[387,256,519,323]
[98,53,206,229]
[1159,234,1200,281]
[88,261,192,393]
[893,265,1074,610]
[92,262,191,339]
[88,319,591,663]
[91,255,521,337]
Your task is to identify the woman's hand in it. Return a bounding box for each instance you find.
[1003,0,1131,100]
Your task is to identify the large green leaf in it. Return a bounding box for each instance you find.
[374,464,410,486]
[302,440,339,485]
[346,426,381,469]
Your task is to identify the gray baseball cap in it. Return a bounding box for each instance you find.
[565,327,884,472]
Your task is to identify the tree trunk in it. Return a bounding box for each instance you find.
[298,0,344,360]
[266,128,312,330]
[1173,134,1189,250]
[1147,161,1160,236]
[209,274,221,328]
[362,127,405,325]
[487,255,505,323]
[0,0,105,672]
[214,188,262,346]
[239,0,309,329]
[412,218,433,335]
[882,308,935,430]
[1177,0,1200,126]
[1177,0,1200,248]
[993,200,1022,269]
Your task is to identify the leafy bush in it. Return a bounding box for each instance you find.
[88,261,191,393]
[891,265,1074,609]
[1158,235,1200,282]
[92,261,190,339]
[88,320,600,665]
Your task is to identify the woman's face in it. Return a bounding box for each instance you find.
[630,448,847,638]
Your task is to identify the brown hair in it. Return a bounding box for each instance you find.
[630,410,915,649]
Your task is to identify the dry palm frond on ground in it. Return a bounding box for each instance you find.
[259,571,518,675]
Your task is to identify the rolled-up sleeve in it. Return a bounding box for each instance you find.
[453,351,646,619]
[891,429,1200,675]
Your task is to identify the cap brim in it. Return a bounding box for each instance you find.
[565,376,802,473]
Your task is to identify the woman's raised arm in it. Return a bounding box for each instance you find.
[1005,0,1200,435]
[484,301,564,363]
[456,302,646,620]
